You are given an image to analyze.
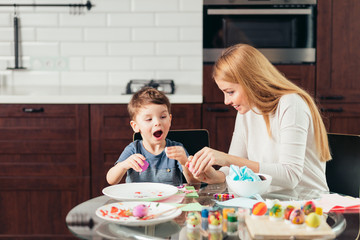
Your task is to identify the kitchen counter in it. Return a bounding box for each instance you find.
[0,85,202,104]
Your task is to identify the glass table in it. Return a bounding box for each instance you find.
[66,183,359,239]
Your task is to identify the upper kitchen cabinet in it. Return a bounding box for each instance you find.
[317,0,360,134]
[0,104,90,239]
[317,0,360,103]
[90,104,202,197]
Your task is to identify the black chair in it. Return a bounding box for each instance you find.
[326,133,360,197]
[133,129,210,155]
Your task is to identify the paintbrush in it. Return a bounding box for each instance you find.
[140,205,183,220]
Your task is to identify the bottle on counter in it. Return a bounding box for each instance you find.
[201,208,209,230]
[222,208,235,232]
[226,212,238,235]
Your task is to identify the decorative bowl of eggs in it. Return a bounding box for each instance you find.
[226,173,272,198]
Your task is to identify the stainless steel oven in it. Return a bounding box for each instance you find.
[203,0,317,64]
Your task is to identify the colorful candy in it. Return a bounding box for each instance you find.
[213,194,234,200]
[208,210,222,230]
[303,201,316,215]
[252,202,267,216]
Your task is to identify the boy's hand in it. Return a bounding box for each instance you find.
[165,146,188,165]
[121,154,146,172]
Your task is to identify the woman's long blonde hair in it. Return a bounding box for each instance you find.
[213,44,331,162]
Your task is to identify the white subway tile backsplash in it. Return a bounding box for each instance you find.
[61,72,108,86]
[157,42,202,55]
[1,0,202,89]
[156,70,201,85]
[156,13,201,26]
[180,56,202,70]
[37,28,82,41]
[61,43,107,56]
[132,28,178,41]
[60,14,106,27]
[13,71,60,86]
[85,57,131,70]
[133,57,178,70]
[68,57,84,71]
[180,27,202,41]
[132,0,178,12]
[23,42,59,56]
[20,14,58,27]
[109,71,155,86]
[109,13,155,27]
[0,13,10,26]
[91,0,131,13]
[85,28,131,41]
[109,43,154,56]
[179,0,203,12]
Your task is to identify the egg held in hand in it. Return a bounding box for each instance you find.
[132,204,149,218]
[139,160,149,172]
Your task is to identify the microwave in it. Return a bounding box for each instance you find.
[203,0,317,64]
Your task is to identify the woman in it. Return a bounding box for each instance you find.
[191,44,331,191]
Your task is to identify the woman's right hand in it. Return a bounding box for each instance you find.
[190,147,228,177]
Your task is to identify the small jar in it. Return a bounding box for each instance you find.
[237,208,250,223]
[227,212,238,235]
[208,210,222,231]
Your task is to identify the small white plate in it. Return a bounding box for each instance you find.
[95,201,182,226]
[102,182,179,201]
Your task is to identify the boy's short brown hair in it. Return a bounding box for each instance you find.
[128,87,171,120]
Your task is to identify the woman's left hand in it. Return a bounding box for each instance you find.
[190,147,228,177]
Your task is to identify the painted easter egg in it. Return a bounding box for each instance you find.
[140,160,149,172]
[305,212,321,228]
[252,202,267,216]
[269,203,284,220]
[303,200,316,215]
[132,204,149,218]
[289,209,305,225]
[284,205,295,221]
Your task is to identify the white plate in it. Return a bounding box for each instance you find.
[95,201,182,226]
[102,182,179,201]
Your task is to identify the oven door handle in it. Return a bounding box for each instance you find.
[207,9,312,15]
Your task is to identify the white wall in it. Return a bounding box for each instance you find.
[0,0,202,87]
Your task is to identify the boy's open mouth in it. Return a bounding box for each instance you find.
[153,130,163,138]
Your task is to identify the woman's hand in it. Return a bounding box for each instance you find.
[165,146,188,165]
[190,147,228,177]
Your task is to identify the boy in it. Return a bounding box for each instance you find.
[106,87,198,185]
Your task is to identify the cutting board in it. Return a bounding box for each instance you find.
[245,215,335,239]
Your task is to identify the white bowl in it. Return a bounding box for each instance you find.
[226,173,272,198]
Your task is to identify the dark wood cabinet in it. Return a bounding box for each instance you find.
[90,104,202,197]
[0,104,90,239]
[317,0,360,134]
[202,104,237,153]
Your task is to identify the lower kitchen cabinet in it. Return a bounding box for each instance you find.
[0,104,90,239]
[320,103,360,134]
[90,104,202,197]
[202,104,237,153]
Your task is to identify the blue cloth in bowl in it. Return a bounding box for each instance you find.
[229,165,261,182]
